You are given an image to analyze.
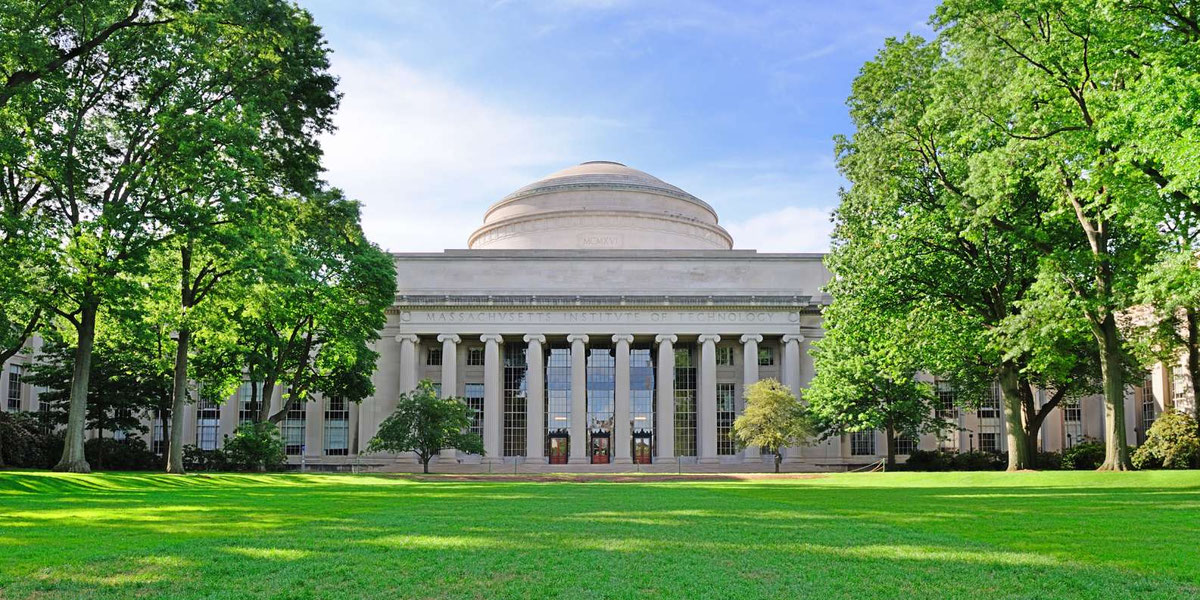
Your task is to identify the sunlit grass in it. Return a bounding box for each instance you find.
[0,471,1197,599]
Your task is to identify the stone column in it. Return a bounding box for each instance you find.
[304,396,323,460]
[697,334,721,463]
[781,334,805,462]
[437,334,461,460]
[740,334,763,459]
[437,335,460,398]
[782,335,804,397]
[612,334,634,464]
[655,334,677,460]
[480,334,503,463]
[567,334,589,463]
[396,334,419,395]
[524,334,546,460]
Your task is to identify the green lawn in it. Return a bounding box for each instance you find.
[0,471,1197,599]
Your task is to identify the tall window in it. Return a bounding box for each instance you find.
[716,347,734,366]
[237,382,263,424]
[851,430,876,456]
[504,344,528,457]
[757,347,774,366]
[1172,366,1193,412]
[281,399,306,455]
[935,381,958,420]
[896,435,918,455]
[630,346,655,456]
[674,345,697,457]
[1063,399,1083,447]
[7,365,23,411]
[545,346,572,455]
[979,432,999,453]
[324,397,350,456]
[717,383,736,455]
[196,399,220,451]
[586,345,615,460]
[467,347,485,366]
[979,382,1001,419]
[464,383,485,440]
[427,347,442,366]
[151,409,166,455]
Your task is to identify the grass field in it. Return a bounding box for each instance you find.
[0,471,1198,599]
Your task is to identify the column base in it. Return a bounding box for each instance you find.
[568,456,590,464]
[482,456,503,465]
[698,457,720,465]
[527,455,545,463]
[655,455,675,463]
[612,456,633,465]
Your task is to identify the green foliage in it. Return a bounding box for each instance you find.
[1133,410,1200,469]
[1061,439,1108,471]
[367,380,484,473]
[220,422,286,472]
[732,379,814,472]
[182,445,225,473]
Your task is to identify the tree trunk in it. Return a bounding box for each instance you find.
[423,455,431,474]
[1096,315,1133,471]
[54,301,97,473]
[884,422,897,470]
[774,451,781,474]
[1186,307,1200,438]
[258,376,276,423]
[998,363,1032,471]
[166,326,190,474]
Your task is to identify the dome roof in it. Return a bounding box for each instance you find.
[469,161,733,250]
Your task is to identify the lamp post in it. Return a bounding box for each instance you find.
[968,433,974,453]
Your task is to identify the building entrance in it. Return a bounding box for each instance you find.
[590,431,610,464]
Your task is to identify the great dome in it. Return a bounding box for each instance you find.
[467,161,734,250]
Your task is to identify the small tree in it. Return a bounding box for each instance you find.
[367,380,484,474]
[732,379,814,473]
[1133,410,1200,470]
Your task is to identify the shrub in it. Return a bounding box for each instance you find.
[1132,410,1200,469]
[221,422,286,472]
[951,451,1006,471]
[1034,451,1063,470]
[84,436,162,471]
[902,449,954,471]
[1061,438,1106,470]
[0,411,60,468]
[183,444,225,471]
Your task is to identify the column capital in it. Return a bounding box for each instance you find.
[566,334,590,344]
[782,334,805,344]
[654,334,678,345]
[479,334,503,344]
[697,334,721,344]
[523,334,547,345]
[437,334,461,344]
[739,334,763,344]
[611,334,635,345]
[395,334,419,344]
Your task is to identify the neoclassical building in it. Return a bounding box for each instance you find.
[1,161,1189,470]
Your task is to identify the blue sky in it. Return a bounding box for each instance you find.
[298,1,938,252]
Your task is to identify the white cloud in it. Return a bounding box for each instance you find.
[318,51,617,251]
[724,206,835,253]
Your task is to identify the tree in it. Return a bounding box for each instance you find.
[13,0,338,472]
[367,380,484,474]
[731,379,814,473]
[807,303,948,469]
[832,34,1096,470]
[934,0,1172,470]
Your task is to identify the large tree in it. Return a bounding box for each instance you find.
[831,34,1093,470]
[14,0,337,472]
[935,0,1175,469]
[731,379,814,473]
